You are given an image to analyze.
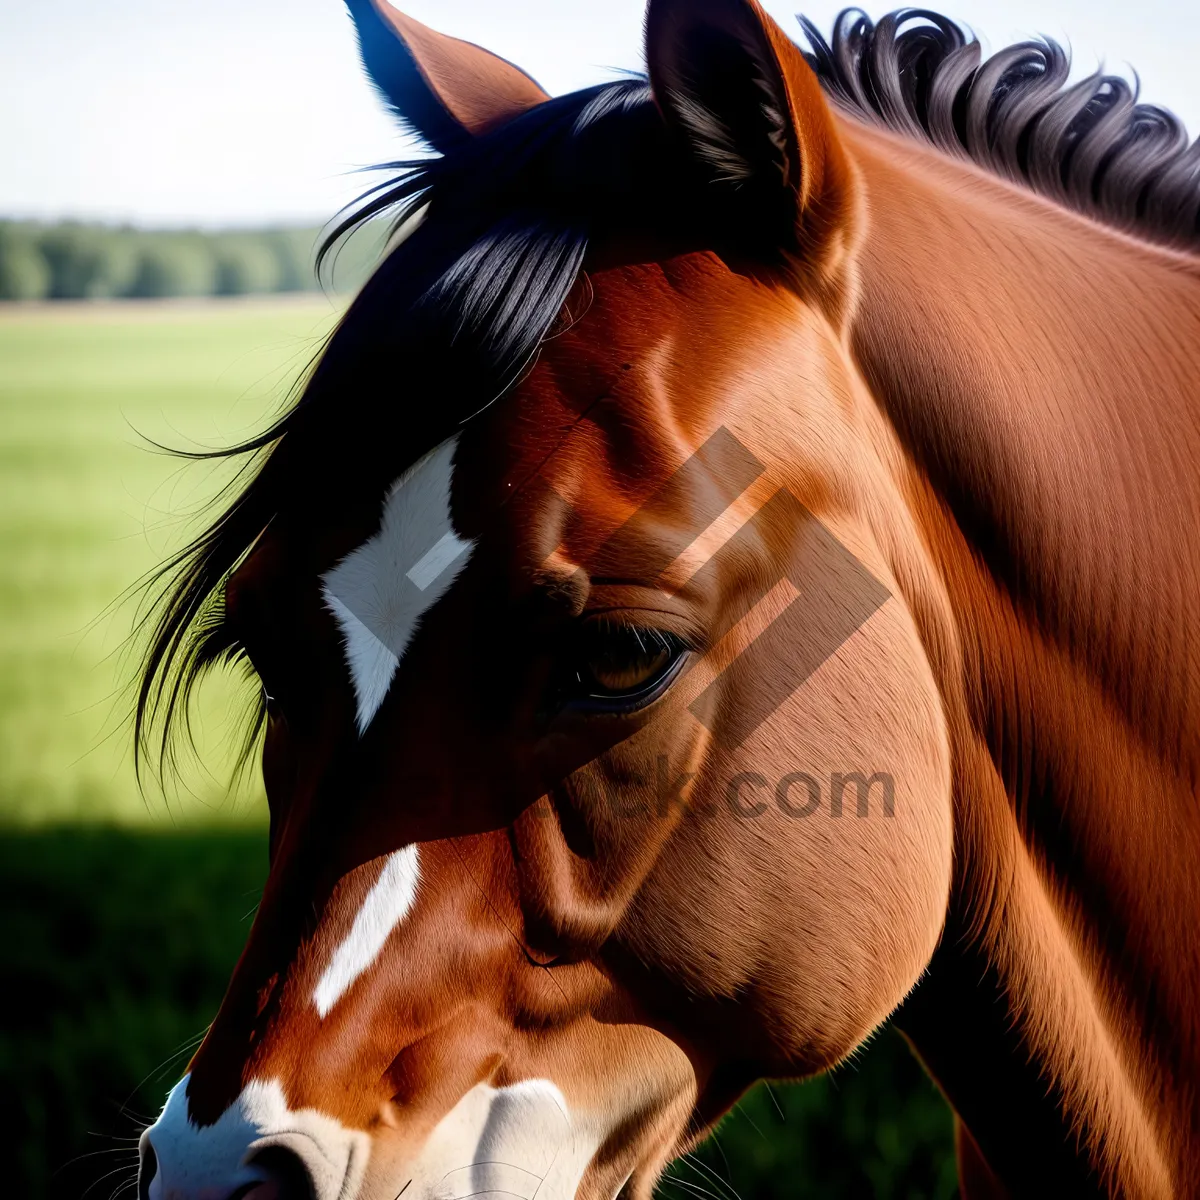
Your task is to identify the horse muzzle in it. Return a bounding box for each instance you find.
[138,1075,368,1200]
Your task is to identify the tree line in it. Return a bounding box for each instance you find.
[0,220,386,301]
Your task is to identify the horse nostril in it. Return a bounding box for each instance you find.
[137,1139,157,1200]
[237,1185,284,1200]
[137,1135,313,1200]
[245,1145,316,1200]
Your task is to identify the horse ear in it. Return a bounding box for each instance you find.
[345,0,549,151]
[645,0,854,261]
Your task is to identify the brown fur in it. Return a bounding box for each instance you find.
[140,2,1200,1196]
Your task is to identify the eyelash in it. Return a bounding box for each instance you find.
[577,619,685,659]
[556,618,692,714]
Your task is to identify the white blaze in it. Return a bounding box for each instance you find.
[322,435,474,734]
[313,844,421,1018]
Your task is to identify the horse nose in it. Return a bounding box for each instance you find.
[138,1133,314,1200]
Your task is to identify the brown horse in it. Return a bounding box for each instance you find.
[133,1,1200,1196]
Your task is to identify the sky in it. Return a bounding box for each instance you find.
[2,0,1198,227]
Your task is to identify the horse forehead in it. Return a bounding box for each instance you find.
[464,269,810,501]
[323,437,475,734]
[459,345,718,548]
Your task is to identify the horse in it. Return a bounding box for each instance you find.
[132,1,1200,1196]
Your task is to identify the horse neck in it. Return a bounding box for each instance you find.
[840,119,1200,1193]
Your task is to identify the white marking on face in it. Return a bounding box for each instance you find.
[406,530,468,590]
[142,1074,368,1200]
[408,1079,604,1200]
[322,435,474,734]
[313,844,421,1019]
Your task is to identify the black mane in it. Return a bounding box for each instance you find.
[132,77,665,779]
[133,9,1200,781]
[802,9,1200,248]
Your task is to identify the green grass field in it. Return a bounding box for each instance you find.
[0,296,341,825]
[0,299,956,1198]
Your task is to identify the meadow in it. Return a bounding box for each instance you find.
[0,296,342,825]
[0,300,957,1198]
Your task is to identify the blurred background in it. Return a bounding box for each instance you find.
[2,1,1195,1196]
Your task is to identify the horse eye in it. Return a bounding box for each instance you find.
[564,623,688,713]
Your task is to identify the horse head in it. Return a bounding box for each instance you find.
[137,1,954,1196]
